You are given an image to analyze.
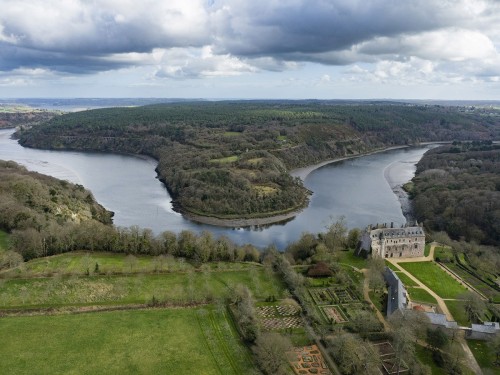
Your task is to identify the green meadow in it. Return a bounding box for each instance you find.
[399,262,467,299]
[0,307,258,375]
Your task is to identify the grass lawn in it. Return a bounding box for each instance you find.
[0,307,257,375]
[467,339,499,374]
[424,243,431,257]
[0,267,285,309]
[415,345,447,375]
[5,252,261,277]
[6,251,191,276]
[385,261,399,271]
[407,287,438,305]
[335,250,367,269]
[445,300,469,326]
[394,271,419,287]
[399,262,467,299]
[0,230,9,252]
[434,246,454,262]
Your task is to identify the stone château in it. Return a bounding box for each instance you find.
[358,222,425,258]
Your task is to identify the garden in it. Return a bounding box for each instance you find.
[256,302,303,330]
[288,345,332,375]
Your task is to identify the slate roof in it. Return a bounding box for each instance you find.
[384,268,407,315]
[471,322,500,334]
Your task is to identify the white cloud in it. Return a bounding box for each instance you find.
[153,46,256,79]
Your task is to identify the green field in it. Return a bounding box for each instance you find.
[385,261,399,271]
[4,251,263,277]
[394,271,419,287]
[0,267,284,309]
[467,340,499,374]
[406,287,437,305]
[444,300,469,326]
[415,345,447,375]
[0,307,257,375]
[424,243,431,257]
[0,230,8,252]
[335,250,367,269]
[399,262,467,299]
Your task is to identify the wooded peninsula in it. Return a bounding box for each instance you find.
[16,101,500,223]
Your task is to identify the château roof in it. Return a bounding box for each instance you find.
[371,226,425,239]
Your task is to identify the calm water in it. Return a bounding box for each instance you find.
[0,128,432,249]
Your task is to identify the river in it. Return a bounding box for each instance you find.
[0,128,433,249]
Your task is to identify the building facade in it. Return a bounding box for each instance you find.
[359,223,426,258]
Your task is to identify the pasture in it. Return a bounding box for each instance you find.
[406,287,437,305]
[0,264,284,309]
[0,307,257,375]
[3,251,262,277]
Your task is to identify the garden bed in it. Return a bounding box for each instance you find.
[288,345,332,375]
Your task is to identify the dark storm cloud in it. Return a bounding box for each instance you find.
[214,0,464,57]
[0,43,130,74]
[0,0,498,75]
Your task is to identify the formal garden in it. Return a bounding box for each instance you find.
[256,301,303,330]
[288,345,332,375]
[306,267,370,327]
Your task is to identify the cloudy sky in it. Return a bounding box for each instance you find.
[0,0,499,99]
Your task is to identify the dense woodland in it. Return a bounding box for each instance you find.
[16,101,500,219]
[410,142,500,247]
[408,142,500,289]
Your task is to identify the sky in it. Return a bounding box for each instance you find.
[0,0,499,100]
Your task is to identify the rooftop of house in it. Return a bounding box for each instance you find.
[385,268,407,315]
[471,322,500,334]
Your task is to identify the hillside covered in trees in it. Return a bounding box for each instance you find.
[0,161,113,259]
[410,142,500,247]
[16,101,500,221]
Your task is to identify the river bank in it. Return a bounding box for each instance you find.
[1,128,429,247]
[182,208,303,228]
[290,145,409,181]
[183,145,413,228]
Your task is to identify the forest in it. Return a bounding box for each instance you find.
[16,101,500,220]
[410,141,500,247]
[0,160,263,263]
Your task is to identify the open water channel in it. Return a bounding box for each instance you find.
[0,128,434,249]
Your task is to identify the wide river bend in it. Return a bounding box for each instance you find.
[0,129,433,249]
